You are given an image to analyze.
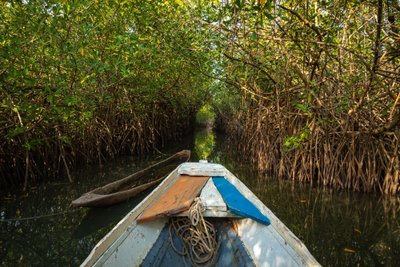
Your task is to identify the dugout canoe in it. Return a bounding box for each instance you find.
[80,162,321,267]
[71,150,190,208]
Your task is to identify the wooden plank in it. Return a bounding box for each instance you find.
[176,179,238,217]
[200,178,227,211]
[137,175,210,223]
[178,162,225,176]
[212,177,270,225]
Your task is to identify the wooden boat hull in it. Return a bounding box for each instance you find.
[81,162,320,266]
[72,150,190,207]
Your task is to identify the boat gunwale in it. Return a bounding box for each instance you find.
[222,167,320,266]
[81,162,320,267]
[81,166,182,267]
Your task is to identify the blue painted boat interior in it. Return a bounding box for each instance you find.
[212,176,270,226]
[141,219,256,267]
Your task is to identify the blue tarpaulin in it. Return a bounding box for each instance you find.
[212,176,271,226]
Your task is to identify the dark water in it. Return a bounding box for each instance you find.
[1,129,399,266]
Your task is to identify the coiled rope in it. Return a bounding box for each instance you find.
[169,197,219,266]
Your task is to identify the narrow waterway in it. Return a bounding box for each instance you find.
[1,129,399,266]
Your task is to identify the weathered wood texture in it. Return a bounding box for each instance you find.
[81,163,321,267]
[137,175,210,223]
[72,150,190,207]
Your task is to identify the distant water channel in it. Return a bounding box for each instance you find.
[1,129,399,266]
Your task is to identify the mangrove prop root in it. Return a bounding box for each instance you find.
[222,110,399,195]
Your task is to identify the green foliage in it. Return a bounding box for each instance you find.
[294,103,312,118]
[0,0,216,187]
[283,126,311,151]
[206,0,400,194]
[194,130,215,160]
[1,0,399,194]
[195,104,216,126]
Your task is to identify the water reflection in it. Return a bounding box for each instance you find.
[194,128,215,160]
[265,183,400,266]
[0,130,399,266]
[206,135,400,267]
[0,155,174,266]
[73,189,151,239]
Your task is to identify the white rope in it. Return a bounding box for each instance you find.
[169,197,219,266]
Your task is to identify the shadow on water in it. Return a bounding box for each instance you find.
[73,188,152,239]
[1,128,399,266]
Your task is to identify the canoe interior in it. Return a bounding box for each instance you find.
[72,150,190,207]
[141,218,256,267]
[93,163,183,195]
